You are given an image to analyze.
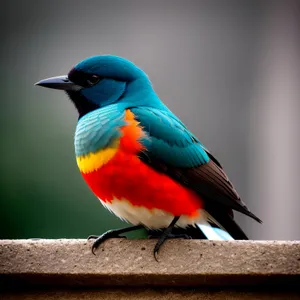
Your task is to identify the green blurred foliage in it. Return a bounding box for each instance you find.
[0,83,148,239]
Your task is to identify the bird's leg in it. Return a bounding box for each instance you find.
[88,225,143,255]
[153,216,180,261]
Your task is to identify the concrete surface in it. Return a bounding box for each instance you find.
[0,239,299,289]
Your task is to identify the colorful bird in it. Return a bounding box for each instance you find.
[36,55,262,259]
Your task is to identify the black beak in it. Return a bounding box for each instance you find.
[35,75,82,91]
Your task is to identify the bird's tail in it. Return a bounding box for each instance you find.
[196,209,243,240]
[196,221,234,240]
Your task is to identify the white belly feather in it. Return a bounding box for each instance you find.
[99,197,208,229]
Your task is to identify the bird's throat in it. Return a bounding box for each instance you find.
[66,91,99,119]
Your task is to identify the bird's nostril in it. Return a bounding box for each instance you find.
[63,78,70,82]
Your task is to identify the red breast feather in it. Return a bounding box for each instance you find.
[82,109,202,217]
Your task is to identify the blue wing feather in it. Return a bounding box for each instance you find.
[75,104,125,156]
[131,107,209,168]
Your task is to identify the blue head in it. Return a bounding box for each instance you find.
[36,55,163,118]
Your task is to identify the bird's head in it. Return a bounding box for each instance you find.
[36,55,156,118]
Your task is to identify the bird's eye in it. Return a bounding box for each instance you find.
[87,75,100,86]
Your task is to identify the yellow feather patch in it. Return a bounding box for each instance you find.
[76,139,120,174]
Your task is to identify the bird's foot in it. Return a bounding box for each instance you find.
[152,216,183,262]
[87,225,143,255]
[153,232,191,261]
[87,230,127,255]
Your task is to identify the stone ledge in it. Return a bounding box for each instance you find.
[0,239,300,289]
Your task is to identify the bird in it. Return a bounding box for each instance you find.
[36,55,262,259]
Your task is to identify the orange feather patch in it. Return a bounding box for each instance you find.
[119,109,146,153]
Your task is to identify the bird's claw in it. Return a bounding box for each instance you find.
[87,225,143,255]
[152,233,191,262]
[153,249,159,262]
[87,231,126,254]
[87,235,99,240]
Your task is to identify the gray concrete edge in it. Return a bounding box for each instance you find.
[0,239,299,288]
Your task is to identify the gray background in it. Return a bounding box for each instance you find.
[1,0,299,240]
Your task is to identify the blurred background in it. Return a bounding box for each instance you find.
[0,0,299,240]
